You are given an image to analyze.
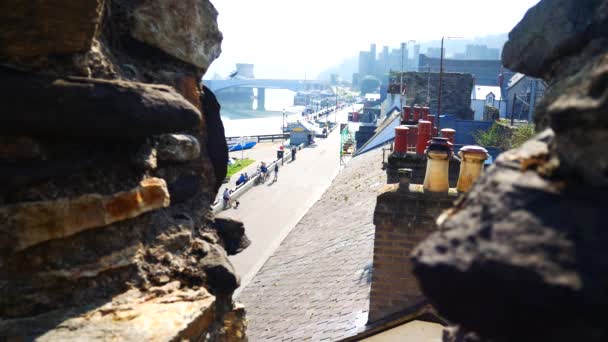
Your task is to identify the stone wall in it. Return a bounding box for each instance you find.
[412,1,608,341]
[418,54,511,87]
[0,1,247,340]
[368,183,456,323]
[393,72,474,119]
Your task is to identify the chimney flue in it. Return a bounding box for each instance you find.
[416,120,432,155]
[423,137,452,193]
[456,145,489,193]
[394,126,409,154]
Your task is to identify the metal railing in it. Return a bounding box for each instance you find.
[226,133,289,143]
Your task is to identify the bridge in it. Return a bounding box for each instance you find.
[204,78,329,111]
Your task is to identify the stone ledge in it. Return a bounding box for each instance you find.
[0,282,216,341]
[0,178,170,254]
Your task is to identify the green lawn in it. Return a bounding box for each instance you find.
[226,158,255,178]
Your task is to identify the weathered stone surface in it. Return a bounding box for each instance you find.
[155,134,201,162]
[168,175,201,204]
[209,302,248,342]
[159,72,202,109]
[131,0,222,70]
[201,243,240,295]
[0,178,170,255]
[0,67,202,140]
[213,218,251,256]
[539,52,608,185]
[0,282,216,341]
[0,136,46,160]
[502,0,608,78]
[201,86,229,193]
[412,131,608,342]
[442,326,484,342]
[0,0,103,58]
[132,142,157,170]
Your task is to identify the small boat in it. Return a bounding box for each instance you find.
[227,137,257,151]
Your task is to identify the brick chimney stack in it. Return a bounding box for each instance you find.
[368,167,457,323]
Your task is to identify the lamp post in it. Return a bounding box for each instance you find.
[437,36,445,131]
[335,87,338,124]
[282,109,286,142]
[437,36,462,131]
[399,42,405,112]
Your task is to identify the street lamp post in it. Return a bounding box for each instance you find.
[437,36,462,131]
[400,42,405,112]
[282,109,286,142]
[437,36,445,131]
[335,88,338,124]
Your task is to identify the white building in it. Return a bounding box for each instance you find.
[471,85,506,120]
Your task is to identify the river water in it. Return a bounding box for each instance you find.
[220,89,305,138]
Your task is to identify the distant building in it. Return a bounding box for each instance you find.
[390,71,475,119]
[358,51,373,77]
[235,63,255,79]
[426,47,444,59]
[418,54,512,86]
[287,121,316,146]
[355,42,418,87]
[505,73,547,121]
[454,44,500,60]
[412,44,421,71]
[471,85,506,120]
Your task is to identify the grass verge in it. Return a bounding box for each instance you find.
[226,158,255,178]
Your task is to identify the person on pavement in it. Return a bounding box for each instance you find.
[291,147,297,161]
[223,188,232,209]
[260,162,268,182]
[273,163,279,181]
[236,173,246,186]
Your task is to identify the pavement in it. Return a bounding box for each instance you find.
[236,147,386,341]
[217,107,354,295]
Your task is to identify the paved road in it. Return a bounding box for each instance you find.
[218,107,354,295]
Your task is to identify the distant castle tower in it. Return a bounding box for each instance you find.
[236,63,255,79]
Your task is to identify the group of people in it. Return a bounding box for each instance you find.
[222,146,300,210]
[258,161,280,182]
[236,172,249,186]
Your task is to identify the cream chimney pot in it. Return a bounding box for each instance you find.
[423,137,452,193]
[456,145,489,193]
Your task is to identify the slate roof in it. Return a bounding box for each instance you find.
[237,148,386,341]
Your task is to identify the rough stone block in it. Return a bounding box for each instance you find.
[0,136,46,160]
[0,67,202,141]
[502,0,607,78]
[0,282,216,341]
[155,134,201,162]
[0,0,103,58]
[0,177,170,254]
[131,0,222,70]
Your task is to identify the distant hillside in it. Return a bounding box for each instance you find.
[316,55,358,82]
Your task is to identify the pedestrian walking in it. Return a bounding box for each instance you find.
[273,163,279,181]
[222,187,240,209]
[291,147,296,161]
[222,188,232,209]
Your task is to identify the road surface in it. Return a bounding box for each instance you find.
[218,107,354,295]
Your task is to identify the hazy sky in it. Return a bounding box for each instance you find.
[206,0,540,80]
